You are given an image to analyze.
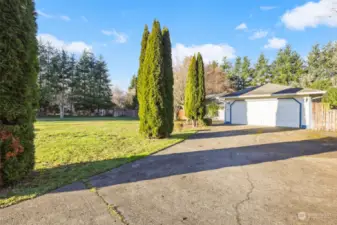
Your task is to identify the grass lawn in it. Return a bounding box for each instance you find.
[0,117,196,208]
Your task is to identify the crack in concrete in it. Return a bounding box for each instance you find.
[82,180,129,225]
[234,170,255,225]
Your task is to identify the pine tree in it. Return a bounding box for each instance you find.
[140,20,167,138]
[251,53,269,86]
[68,54,77,114]
[137,25,150,134]
[184,56,198,125]
[241,56,252,88]
[230,56,242,90]
[162,27,174,135]
[221,57,232,74]
[94,56,112,111]
[196,53,206,120]
[73,51,91,111]
[38,41,55,113]
[271,45,304,86]
[51,50,71,119]
[0,0,38,185]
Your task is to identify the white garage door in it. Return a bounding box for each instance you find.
[231,98,300,128]
[275,99,300,128]
[231,101,247,125]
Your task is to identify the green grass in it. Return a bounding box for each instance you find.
[0,117,196,208]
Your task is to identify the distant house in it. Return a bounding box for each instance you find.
[214,83,326,129]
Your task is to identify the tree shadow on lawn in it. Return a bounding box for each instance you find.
[55,136,337,193]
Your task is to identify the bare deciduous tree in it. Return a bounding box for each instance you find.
[205,61,232,95]
[111,86,127,109]
[173,56,192,112]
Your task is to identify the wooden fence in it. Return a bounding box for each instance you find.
[312,103,337,132]
[113,109,138,117]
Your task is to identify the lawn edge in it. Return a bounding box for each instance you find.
[0,130,198,209]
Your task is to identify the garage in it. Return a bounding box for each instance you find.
[231,98,300,128]
[221,83,326,129]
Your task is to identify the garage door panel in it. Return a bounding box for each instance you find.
[232,101,247,125]
[230,98,300,128]
[247,99,277,126]
[276,99,300,128]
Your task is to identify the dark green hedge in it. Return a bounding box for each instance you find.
[0,0,38,186]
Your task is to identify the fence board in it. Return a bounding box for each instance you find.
[312,103,337,132]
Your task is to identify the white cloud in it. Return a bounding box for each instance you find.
[249,30,268,40]
[264,37,287,49]
[102,29,128,43]
[37,9,72,22]
[102,30,113,36]
[172,43,236,65]
[37,10,53,18]
[260,6,277,11]
[81,16,88,22]
[60,15,71,21]
[235,23,248,30]
[281,0,337,30]
[37,34,92,54]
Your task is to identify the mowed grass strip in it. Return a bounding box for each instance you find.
[0,117,195,208]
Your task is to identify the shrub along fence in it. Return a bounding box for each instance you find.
[312,103,337,132]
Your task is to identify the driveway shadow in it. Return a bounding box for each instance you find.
[190,126,297,139]
[47,136,337,193]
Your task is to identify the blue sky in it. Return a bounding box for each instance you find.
[36,0,337,90]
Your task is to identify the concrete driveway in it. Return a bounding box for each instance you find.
[1,125,337,225]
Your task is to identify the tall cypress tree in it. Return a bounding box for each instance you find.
[0,0,38,185]
[140,20,167,138]
[196,53,206,120]
[137,25,150,133]
[184,56,198,125]
[162,27,174,135]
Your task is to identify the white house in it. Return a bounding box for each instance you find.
[217,83,326,129]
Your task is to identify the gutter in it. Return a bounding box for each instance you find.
[220,91,326,101]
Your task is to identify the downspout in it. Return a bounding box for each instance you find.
[229,101,237,124]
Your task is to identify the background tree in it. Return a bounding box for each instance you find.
[94,56,113,111]
[230,56,243,90]
[271,45,304,86]
[221,57,232,74]
[173,56,191,113]
[126,75,138,109]
[205,61,232,94]
[323,87,337,108]
[251,53,270,86]
[112,86,127,108]
[53,50,71,119]
[196,53,206,120]
[162,27,174,134]
[301,44,322,87]
[184,56,199,125]
[37,43,112,116]
[0,0,38,185]
[241,56,252,88]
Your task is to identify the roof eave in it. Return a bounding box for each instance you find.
[220,91,326,101]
